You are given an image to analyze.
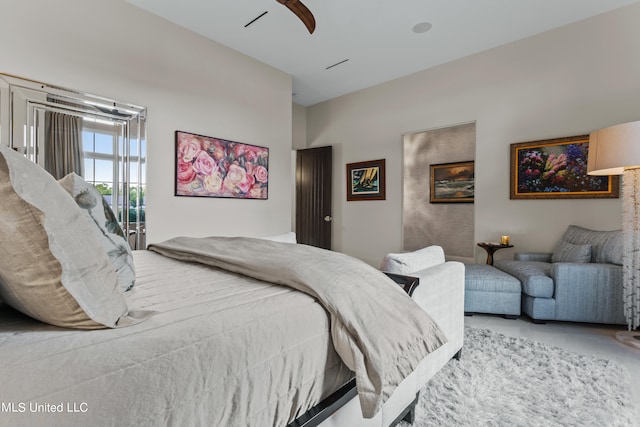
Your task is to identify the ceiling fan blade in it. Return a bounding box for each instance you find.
[276,0,316,34]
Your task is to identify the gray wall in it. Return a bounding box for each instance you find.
[306,3,640,266]
[403,123,476,261]
[0,0,293,244]
[3,0,639,266]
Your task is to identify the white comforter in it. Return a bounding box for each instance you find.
[148,236,447,418]
[0,251,351,426]
[0,237,446,426]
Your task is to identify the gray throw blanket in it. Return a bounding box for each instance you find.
[148,236,447,418]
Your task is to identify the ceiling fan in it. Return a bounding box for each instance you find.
[276,0,316,34]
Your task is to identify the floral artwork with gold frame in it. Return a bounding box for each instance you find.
[510,135,619,199]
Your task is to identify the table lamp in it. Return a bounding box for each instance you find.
[587,120,640,350]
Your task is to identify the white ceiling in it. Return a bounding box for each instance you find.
[126,0,640,107]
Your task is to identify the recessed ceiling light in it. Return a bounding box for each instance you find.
[412,22,432,34]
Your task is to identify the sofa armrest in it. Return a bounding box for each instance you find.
[515,252,552,262]
[408,261,465,381]
[551,262,625,324]
[410,262,465,343]
[380,246,445,275]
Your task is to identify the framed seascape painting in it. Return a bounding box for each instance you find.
[510,135,619,200]
[346,159,386,201]
[175,130,269,199]
[430,161,474,203]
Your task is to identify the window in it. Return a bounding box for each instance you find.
[0,72,147,249]
[82,120,146,230]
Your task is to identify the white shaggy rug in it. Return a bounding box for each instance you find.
[401,328,638,427]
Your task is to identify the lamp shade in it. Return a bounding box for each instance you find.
[587,120,640,176]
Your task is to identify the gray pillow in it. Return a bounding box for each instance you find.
[560,225,622,265]
[552,241,592,263]
[59,173,135,291]
[0,145,146,329]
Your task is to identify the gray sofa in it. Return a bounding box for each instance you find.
[464,264,521,318]
[494,225,626,325]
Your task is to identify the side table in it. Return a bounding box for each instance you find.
[477,242,514,265]
[383,272,420,296]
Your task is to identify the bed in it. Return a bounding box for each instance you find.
[0,144,464,426]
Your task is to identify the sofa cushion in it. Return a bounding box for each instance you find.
[514,252,552,262]
[551,241,591,263]
[493,260,554,298]
[560,225,622,265]
[380,246,445,275]
[465,265,521,293]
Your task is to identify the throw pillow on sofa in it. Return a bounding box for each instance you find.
[560,225,623,265]
[551,241,592,263]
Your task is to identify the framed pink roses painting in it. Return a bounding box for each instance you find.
[175,131,269,199]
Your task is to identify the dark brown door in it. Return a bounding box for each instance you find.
[295,146,332,249]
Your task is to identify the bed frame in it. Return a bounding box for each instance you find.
[288,378,418,427]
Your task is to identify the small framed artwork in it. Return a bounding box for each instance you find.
[175,130,269,199]
[510,135,619,200]
[430,161,475,203]
[346,159,386,201]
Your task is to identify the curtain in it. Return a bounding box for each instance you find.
[44,111,83,180]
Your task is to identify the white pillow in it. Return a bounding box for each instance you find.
[380,246,445,274]
[59,173,135,291]
[0,145,144,329]
[260,232,297,244]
